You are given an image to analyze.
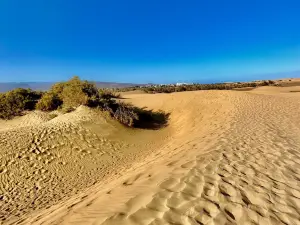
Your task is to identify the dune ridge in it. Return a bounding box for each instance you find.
[1,88,300,224]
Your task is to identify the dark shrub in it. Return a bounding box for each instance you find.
[113,103,139,127]
[133,108,169,129]
[268,80,275,85]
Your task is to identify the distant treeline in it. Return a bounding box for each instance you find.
[116,80,275,93]
[0,76,168,128]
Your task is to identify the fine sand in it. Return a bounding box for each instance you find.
[1,86,300,225]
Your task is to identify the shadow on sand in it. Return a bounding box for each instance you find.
[133,107,170,130]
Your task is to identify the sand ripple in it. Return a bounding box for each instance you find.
[1,88,300,225]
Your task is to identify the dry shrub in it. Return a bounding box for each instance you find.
[105,102,169,128]
[57,76,98,108]
[46,76,101,109]
[36,92,62,111]
[99,89,121,99]
[113,103,139,127]
[0,88,42,119]
[133,108,169,129]
[61,85,89,108]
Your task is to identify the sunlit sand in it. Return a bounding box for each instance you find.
[1,84,300,225]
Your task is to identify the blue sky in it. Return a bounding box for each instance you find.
[0,0,299,83]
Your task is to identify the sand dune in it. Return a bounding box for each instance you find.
[1,87,300,224]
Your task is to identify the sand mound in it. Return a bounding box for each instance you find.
[0,104,171,224]
[0,111,54,131]
[1,88,300,225]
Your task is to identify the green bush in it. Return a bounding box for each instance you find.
[36,92,62,111]
[39,76,100,109]
[0,88,42,119]
[61,84,89,107]
[46,76,101,109]
[50,82,65,97]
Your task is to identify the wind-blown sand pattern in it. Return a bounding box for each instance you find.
[1,87,300,224]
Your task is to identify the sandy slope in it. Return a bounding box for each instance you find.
[1,87,300,225]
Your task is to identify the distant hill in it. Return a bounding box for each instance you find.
[0,82,142,93]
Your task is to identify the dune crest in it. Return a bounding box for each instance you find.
[1,88,300,225]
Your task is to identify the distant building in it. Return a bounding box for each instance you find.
[176,83,190,86]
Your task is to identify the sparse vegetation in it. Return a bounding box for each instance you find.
[1,76,275,126]
[0,76,169,128]
[116,80,275,94]
[140,80,275,94]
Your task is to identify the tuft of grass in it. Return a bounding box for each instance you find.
[61,106,76,114]
[48,114,58,120]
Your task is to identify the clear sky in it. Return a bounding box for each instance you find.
[0,0,299,83]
